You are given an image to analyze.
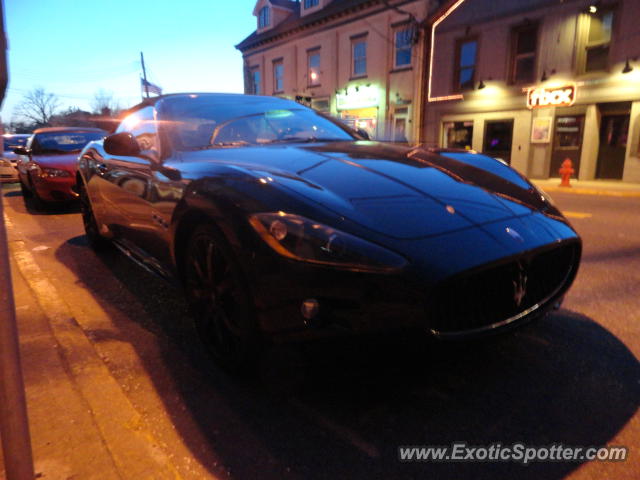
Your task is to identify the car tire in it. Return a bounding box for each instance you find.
[79,180,110,251]
[19,178,33,199]
[183,223,261,374]
[30,182,48,211]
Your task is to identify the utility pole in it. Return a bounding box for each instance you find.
[140,51,149,99]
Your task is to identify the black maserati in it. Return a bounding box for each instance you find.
[77,93,581,371]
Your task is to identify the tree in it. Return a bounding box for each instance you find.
[90,89,120,116]
[13,87,60,127]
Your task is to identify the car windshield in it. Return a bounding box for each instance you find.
[4,136,29,149]
[33,131,106,154]
[160,95,354,150]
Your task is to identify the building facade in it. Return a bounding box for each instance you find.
[424,0,640,182]
[236,0,438,143]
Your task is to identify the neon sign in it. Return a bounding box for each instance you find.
[527,84,577,109]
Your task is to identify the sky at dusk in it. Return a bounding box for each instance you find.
[1,0,258,122]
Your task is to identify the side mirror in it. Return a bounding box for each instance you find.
[13,146,30,155]
[104,132,141,157]
[356,128,370,140]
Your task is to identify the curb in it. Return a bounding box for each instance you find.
[532,183,640,198]
[7,234,183,480]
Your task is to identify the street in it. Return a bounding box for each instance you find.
[2,182,639,480]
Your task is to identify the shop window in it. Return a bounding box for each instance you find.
[304,0,319,8]
[509,23,538,84]
[312,99,330,113]
[273,60,284,93]
[395,27,413,67]
[352,38,367,77]
[454,38,478,91]
[258,6,270,29]
[443,121,473,149]
[308,49,321,86]
[249,67,261,95]
[583,9,614,73]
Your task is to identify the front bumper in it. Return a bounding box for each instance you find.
[0,161,18,183]
[245,237,581,343]
[32,174,78,202]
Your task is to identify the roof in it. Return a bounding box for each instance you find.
[33,127,107,134]
[236,0,379,52]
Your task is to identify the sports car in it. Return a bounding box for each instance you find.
[15,127,107,209]
[77,93,581,372]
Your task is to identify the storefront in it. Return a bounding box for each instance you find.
[433,78,640,182]
[335,85,380,139]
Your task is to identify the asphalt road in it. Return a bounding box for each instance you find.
[2,183,639,480]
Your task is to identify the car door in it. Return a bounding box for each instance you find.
[101,105,183,268]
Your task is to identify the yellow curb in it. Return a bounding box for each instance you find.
[535,185,640,198]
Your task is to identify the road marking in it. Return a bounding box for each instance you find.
[288,399,380,458]
[563,211,592,219]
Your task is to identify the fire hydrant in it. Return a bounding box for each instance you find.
[559,158,574,187]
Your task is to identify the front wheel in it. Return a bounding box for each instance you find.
[79,180,110,251]
[183,224,261,374]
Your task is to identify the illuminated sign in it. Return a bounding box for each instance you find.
[336,85,380,110]
[527,84,577,109]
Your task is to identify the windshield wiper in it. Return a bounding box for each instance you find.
[266,136,346,144]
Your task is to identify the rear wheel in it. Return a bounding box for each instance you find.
[183,224,261,374]
[79,180,110,251]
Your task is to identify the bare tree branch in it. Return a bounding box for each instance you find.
[90,89,120,115]
[13,88,60,127]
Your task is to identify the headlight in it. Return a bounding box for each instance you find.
[39,167,71,178]
[249,212,407,273]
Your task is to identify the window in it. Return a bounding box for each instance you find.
[443,121,473,149]
[308,50,320,86]
[273,60,284,93]
[395,27,413,67]
[584,9,614,72]
[510,24,538,84]
[304,0,319,8]
[116,106,159,158]
[454,38,477,91]
[258,6,270,29]
[352,38,367,76]
[249,67,261,95]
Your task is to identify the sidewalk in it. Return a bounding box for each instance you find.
[1,238,181,479]
[531,178,640,197]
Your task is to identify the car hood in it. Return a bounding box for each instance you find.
[180,141,562,240]
[33,153,79,170]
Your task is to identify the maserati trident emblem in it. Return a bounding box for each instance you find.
[513,261,528,308]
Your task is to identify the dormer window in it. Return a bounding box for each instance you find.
[258,6,270,29]
[303,0,319,9]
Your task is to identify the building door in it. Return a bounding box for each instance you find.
[596,114,629,179]
[550,115,584,177]
[483,119,514,164]
[393,118,407,143]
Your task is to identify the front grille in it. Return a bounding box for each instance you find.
[427,242,579,335]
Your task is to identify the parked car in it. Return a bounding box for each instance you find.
[77,93,581,372]
[14,127,107,209]
[0,134,31,183]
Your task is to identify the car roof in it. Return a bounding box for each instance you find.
[121,92,297,116]
[33,127,107,134]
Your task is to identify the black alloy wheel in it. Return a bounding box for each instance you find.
[184,224,261,374]
[79,180,110,251]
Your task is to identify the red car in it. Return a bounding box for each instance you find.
[15,127,107,209]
